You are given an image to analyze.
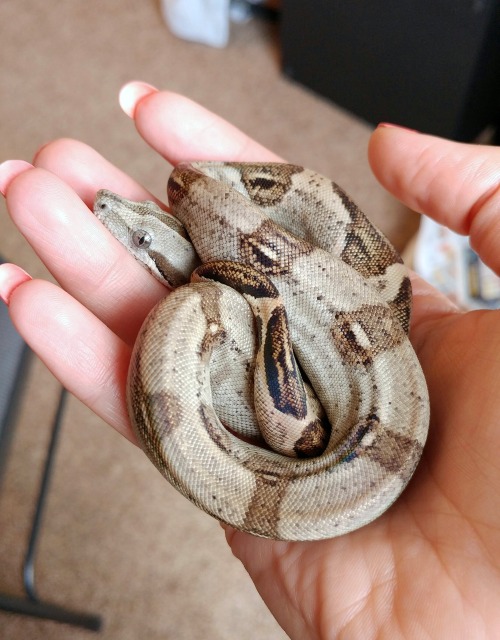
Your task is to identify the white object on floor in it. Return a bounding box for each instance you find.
[161,0,231,48]
[414,216,500,309]
[229,0,254,23]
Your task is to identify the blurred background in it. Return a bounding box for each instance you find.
[1,1,499,638]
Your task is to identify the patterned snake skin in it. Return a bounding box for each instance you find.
[93,162,429,541]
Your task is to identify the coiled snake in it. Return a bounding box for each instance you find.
[93,162,429,541]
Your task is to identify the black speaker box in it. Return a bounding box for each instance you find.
[282,1,500,140]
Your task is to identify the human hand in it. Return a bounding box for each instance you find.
[1,83,499,638]
[0,82,280,442]
[225,129,500,638]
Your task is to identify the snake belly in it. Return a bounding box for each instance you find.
[94,162,430,541]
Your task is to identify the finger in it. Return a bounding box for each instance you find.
[34,138,164,209]
[368,125,500,273]
[1,161,165,344]
[5,273,134,442]
[0,262,32,305]
[119,81,282,165]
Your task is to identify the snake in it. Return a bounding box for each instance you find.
[93,162,429,541]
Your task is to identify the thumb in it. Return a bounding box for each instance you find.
[368,126,500,274]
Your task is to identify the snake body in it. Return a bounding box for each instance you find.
[94,162,429,541]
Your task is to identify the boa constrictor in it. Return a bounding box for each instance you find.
[93,162,429,541]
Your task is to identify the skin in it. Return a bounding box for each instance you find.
[1,82,500,638]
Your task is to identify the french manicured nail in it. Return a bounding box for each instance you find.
[0,263,32,305]
[0,160,34,196]
[377,122,419,133]
[119,81,159,118]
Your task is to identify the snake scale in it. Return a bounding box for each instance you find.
[93,162,429,541]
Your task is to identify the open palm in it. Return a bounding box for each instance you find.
[1,84,499,638]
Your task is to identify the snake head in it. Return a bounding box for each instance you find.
[93,189,200,288]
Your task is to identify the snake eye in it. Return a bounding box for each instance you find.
[132,229,152,249]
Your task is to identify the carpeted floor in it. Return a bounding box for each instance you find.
[0,2,420,638]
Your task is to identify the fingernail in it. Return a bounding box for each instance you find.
[377,122,419,133]
[0,160,34,196]
[119,81,159,118]
[0,263,32,305]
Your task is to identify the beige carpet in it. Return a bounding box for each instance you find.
[0,2,420,638]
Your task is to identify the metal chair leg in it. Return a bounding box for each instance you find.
[0,388,103,632]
